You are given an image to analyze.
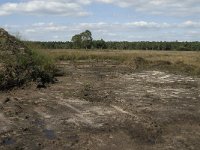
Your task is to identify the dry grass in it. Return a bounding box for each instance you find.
[45,49,200,76]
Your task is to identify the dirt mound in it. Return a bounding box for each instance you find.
[0,28,29,77]
[0,28,28,55]
[0,28,56,90]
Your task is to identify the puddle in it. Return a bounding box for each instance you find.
[43,129,56,140]
[2,137,15,145]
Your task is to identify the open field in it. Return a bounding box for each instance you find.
[1,0,200,148]
[0,50,200,149]
[49,50,200,76]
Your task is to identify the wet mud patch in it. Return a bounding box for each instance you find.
[1,137,15,146]
[43,129,56,140]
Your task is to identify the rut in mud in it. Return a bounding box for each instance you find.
[0,62,200,150]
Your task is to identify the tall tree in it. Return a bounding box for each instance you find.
[81,30,93,49]
[71,30,93,49]
[71,34,82,49]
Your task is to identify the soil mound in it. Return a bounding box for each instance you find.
[0,28,29,54]
[0,28,56,90]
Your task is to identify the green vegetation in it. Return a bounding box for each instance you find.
[71,30,93,49]
[0,49,56,90]
[24,40,200,51]
[23,30,200,51]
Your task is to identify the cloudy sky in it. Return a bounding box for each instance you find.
[0,0,200,41]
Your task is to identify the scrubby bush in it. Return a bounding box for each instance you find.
[0,49,56,90]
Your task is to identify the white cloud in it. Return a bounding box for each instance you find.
[181,20,200,28]
[95,0,200,16]
[0,0,199,17]
[3,21,200,41]
[125,21,171,28]
[0,0,89,16]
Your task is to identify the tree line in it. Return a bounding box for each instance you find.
[24,30,200,51]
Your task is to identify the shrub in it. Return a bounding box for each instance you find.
[0,49,56,90]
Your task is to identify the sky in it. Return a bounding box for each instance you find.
[0,0,200,41]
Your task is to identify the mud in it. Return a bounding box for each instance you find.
[0,61,200,150]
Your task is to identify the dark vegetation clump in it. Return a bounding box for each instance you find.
[0,28,56,90]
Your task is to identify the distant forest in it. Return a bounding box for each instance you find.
[23,30,200,51]
[24,41,200,51]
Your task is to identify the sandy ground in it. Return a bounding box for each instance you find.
[0,61,200,150]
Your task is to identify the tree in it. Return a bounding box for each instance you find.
[71,34,82,49]
[93,39,107,49]
[81,30,93,49]
[71,30,93,49]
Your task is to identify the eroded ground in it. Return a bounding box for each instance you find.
[0,62,200,150]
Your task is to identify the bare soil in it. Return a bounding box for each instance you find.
[0,61,200,150]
